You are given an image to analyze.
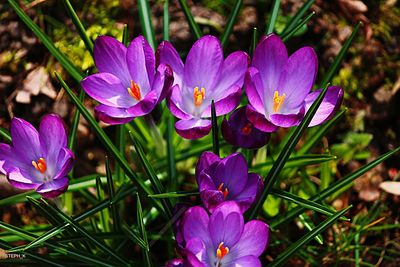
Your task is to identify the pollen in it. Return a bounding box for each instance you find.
[127,80,142,101]
[193,87,205,106]
[241,123,253,135]
[32,158,47,174]
[216,242,229,260]
[217,183,229,199]
[273,90,286,113]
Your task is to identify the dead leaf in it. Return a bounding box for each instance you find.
[379,181,400,195]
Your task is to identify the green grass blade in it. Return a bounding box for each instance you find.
[298,213,323,245]
[68,90,85,151]
[138,0,156,49]
[63,0,93,55]
[270,189,349,220]
[319,22,362,87]
[265,0,280,34]
[166,113,177,192]
[281,11,315,42]
[105,156,120,232]
[178,0,202,39]
[96,177,111,233]
[271,146,400,228]
[211,100,220,156]
[163,0,170,41]
[298,108,347,154]
[8,0,83,82]
[136,194,152,267]
[122,24,129,46]
[220,0,242,47]
[281,0,315,35]
[129,131,172,218]
[121,223,147,249]
[148,191,199,198]
[0,127,11,143]
[269,205,352,267]
[248,83,330,219]
[54,73,157,201]
[39,198,129,265]
[250,27,257,56]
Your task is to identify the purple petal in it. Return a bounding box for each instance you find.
[175,119,212,139]
[151,63,174,104]
[0,143,15,174]
[269,105,305,128]
[95,105,134,125]
[211,51,249,99]
[39,114,67,170]
[164,258,184,267]
[183,35,223,91]
[234,173,263,212]
[196,151,221,177]
[182,206,211,246]
[36,176,69,198]
[232,220,269,257]
[304,86,344,127]
[93,36,130,86]
[10,117,41,164]
[225,255,261,267]
[185,238,207,264]
[214,153,248,197]
[200,189,225,212]
[127,90,158,117]
[53,148,74,180]
[200,85,242,117]
[81,73,135,108]
[277,47,318,110]
[126,36,155,94]
[253,34,288,100]
[7,167,41,189]
[209,204,244,248]
[246,105,278,132]
[167,85,193,120]
[157,41,184,87]
[245,67,266,115]
[197,172,217,191]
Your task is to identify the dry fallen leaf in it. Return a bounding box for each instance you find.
[379,181,400,195]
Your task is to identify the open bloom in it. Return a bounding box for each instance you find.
[0,115,74,198]
[196,152,263,213]
[157,35,249,139]
[81,35,173,124]
[177,201,269,267]
[221,106,270,149]
[245,34,343,132]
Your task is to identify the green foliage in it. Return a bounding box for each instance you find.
[331,132,373,163]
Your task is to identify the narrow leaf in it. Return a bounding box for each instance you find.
[281,0,315,35]
[138,0,156,49]
[281,11,315,42]
[265,0,281,34]
[220,0,242,47]
[178,0,202,39]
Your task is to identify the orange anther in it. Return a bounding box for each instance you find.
[32,157,47,174]
[273,90,286,113]
[127,80,142,101]
[216,242,229,260]
[193,87,205,106]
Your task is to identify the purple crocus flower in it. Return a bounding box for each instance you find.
[157,35,249,139]
[196,152,263,213]
[165,258,184,267]
[0,115,74,198]
[221,106,270,149]
[81,35,173,124]
[178,201,269,267]
[245,34,344,132]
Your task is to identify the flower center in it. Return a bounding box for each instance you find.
[193,86,205,106]
[216,242,229,260]
[273,90,286,113]
[32,158,47,174]
[241,123,253,135]
[217,183,229,199]
[127,80,142,101]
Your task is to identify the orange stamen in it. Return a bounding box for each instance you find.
[193,87,205,106]
[127,80,142,101]
[273,90,286,113]
[241,123,253,135]
[217,183,229,199]
[32,158,47,174]
[216,242,229,260]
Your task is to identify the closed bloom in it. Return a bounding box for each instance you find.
[196,152,263,213]
[0,115,74,198]
[157,35,249,139]
[245,34,343,132]
[178,201,269,267]
[221,106,270,149]
[81,35,173,124]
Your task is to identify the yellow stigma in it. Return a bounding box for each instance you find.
[193,87,205,106]
[216,242,229,260]
[217,183,229,199]
[127,80,142,101]
[273,90,286,113]
[32,158,47,174]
